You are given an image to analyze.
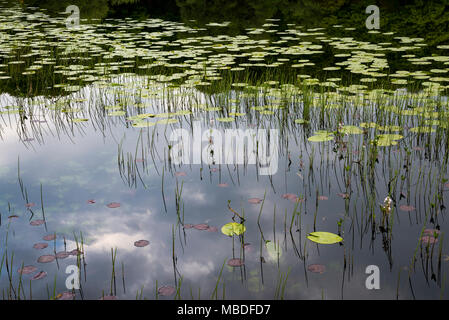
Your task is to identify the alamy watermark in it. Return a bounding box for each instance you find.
[365,5,380,30]
[169,122,279,175]
[365,265,380,289]
[65,5,80,29]
[65,265,80,290]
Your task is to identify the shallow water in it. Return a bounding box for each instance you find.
[0,2,448,300]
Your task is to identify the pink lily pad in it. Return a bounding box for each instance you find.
[193,224,209,230]
[337,193,350,199]
[106,202,121,208]
[33,243,48,250]
[400,205,415,212]
[423,229,440,236]
[218,183,228,187]
[134,240,149,247]
[55,251,70,259]
[37,255,55,263]
[227,258,244,267]
[308,264,326,274]
[56,292,75,300]
[183,224,193,229]
[158,285,176,296]
[30,219,45,226]
[421,235,438,245]
[207,226,218,232]
[175,171,186,177]
[18,265,37,275]
[69,249,83,256]
[248,198,263,204]
[87,199,96,204]
[318,196,328,201]
[25,203,36,208]
[31,271,47,280]
[43,234,56,241]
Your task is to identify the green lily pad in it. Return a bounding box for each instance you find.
[221,222,246,236]
[294,119,309,124]
[308,131,334,142]
[307,231,343,244]
[372,134,403,146]
[340,125,363,134]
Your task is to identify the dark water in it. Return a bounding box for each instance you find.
[0,1,448,300]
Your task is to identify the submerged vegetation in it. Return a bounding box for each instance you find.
[0,0,448,300]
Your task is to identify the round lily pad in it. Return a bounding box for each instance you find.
[134,240,149,247]
[307,232,343,244]
[158,285,176,296]
[37,255,55,263]
[227,258,244,267]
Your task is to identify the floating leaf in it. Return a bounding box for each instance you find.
[37,255,55,263]
[207,226,218,232]
[307,264,326,273]
[69,249,83,256]
[294,119,309,124]
[18,265,37,275]
[43,234,56,241]
[399,205,415,212]
[372,134,403,147]
[227,258,244,267]
[340,125,363,135]
[193,224,210,230]
[158,285,176,296]
[87,199,96,204]
[134,240,149,247]
[218,183,228,187]
[31,271,47,280]
[33,243,48,250]
[421,235,438,245]
[248,198,262,204]
[106,202,120,208]
[307,232,343,244]
[55,292,75,300]
[308,133,334,142]
[221,222,246,236]
[55,251,70,259]
[30,219,45,226]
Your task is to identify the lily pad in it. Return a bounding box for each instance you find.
[307,231,343,244]
[31,271,47,280]
[340,125,363,135]
[134,240,150,247]
[37,255,56,263]
[30,219,45,226]
[221,222,246,236]
[227,258,244,267]
[43,234,56,241]
[248,198,262,204]
[399,205,415,212]
[307,264,326,273]
[18,265,37,275]
[33,243,48,250]
[158,285,176,296]
[106,202,121,208]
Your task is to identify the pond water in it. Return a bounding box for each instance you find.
[0,1,449,300]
